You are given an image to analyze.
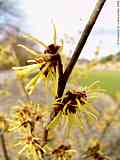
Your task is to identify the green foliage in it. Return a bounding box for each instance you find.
[70,70,120,97]
[100,54,113,63]
[0,44,17,69]
[100,50,120,63]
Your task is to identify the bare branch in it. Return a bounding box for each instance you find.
[0,129,10,160]
[57,55,64,97]
[58,0,107,98]
[42,0,107,146]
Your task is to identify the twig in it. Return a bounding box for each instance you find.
[42,0,107,146]
[42,55,63,146]
[58,0,107,98]
[57,54,64,98]
[0,129,10,160]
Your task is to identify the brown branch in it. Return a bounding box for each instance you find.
[57,54,64,98]
[58,0,107,98]
[0,129,10,160]
[42,55,63,146]
[42,0,107,146]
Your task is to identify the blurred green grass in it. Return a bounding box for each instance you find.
[70,71,120,97]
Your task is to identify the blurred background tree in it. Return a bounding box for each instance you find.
[0,0,38,68]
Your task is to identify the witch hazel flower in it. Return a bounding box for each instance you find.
[13,24,63,95]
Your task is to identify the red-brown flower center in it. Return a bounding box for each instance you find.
[44,44,60,54]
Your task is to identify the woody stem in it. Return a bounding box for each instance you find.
[43,0,107,146]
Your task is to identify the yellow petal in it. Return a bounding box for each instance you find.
[13,64,42,79]
[47,111,62,129]
[25,72,42,95]
[52,22,57,45]
[21,34,47,48]
[17,44,40,57]
[18,145,28,155]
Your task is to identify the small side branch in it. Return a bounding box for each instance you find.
[0,129,10,160]
[57,54,64,98]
